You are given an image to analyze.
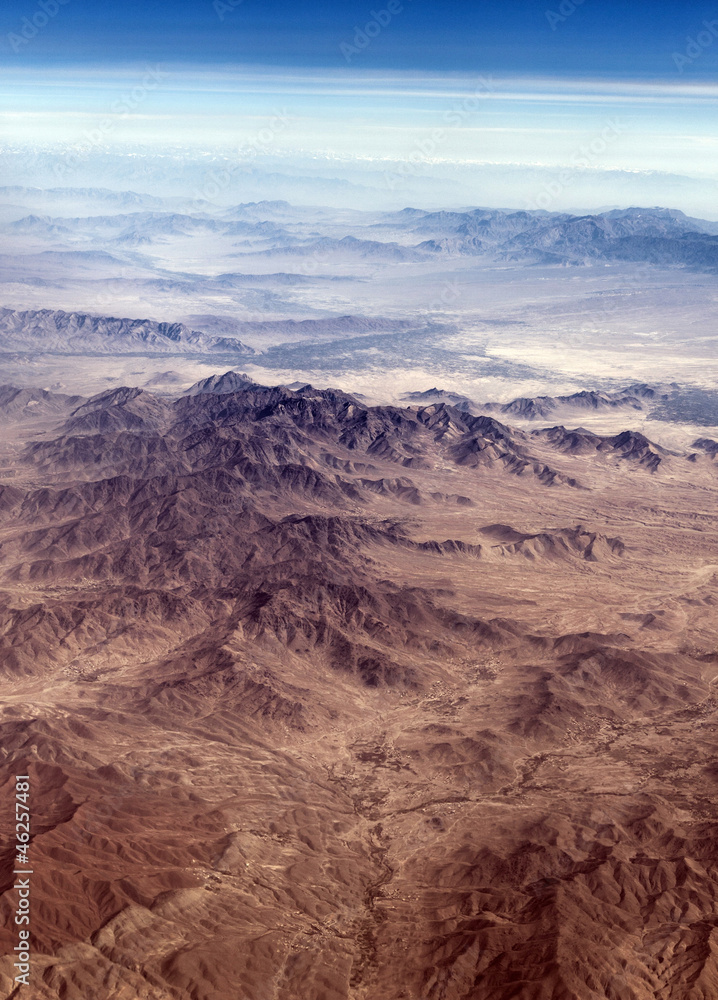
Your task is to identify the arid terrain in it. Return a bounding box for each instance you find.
[2,192,718,416]
[0,375,717,999]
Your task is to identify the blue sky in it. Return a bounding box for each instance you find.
[2,0,718,78]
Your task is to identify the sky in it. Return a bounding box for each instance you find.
[2,0,718,77]
[1,0,717,214]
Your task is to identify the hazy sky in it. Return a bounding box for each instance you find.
[1,0,717,213]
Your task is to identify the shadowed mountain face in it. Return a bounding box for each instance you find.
[0,380,718,999]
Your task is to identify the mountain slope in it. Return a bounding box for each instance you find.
[0,377,716,1000]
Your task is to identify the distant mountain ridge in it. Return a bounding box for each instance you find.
[403,384,662,420]
[0,308,255,356]
[4,196,718,270]
[403,206,718,267]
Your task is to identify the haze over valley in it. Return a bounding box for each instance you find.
[2,187,718,450]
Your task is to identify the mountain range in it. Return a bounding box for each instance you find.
[5,200,718,269]
[0,308,254,356]
[0,375,717,998]
[402,384,660,419]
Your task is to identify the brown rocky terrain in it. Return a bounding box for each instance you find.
[0,376,717,999]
